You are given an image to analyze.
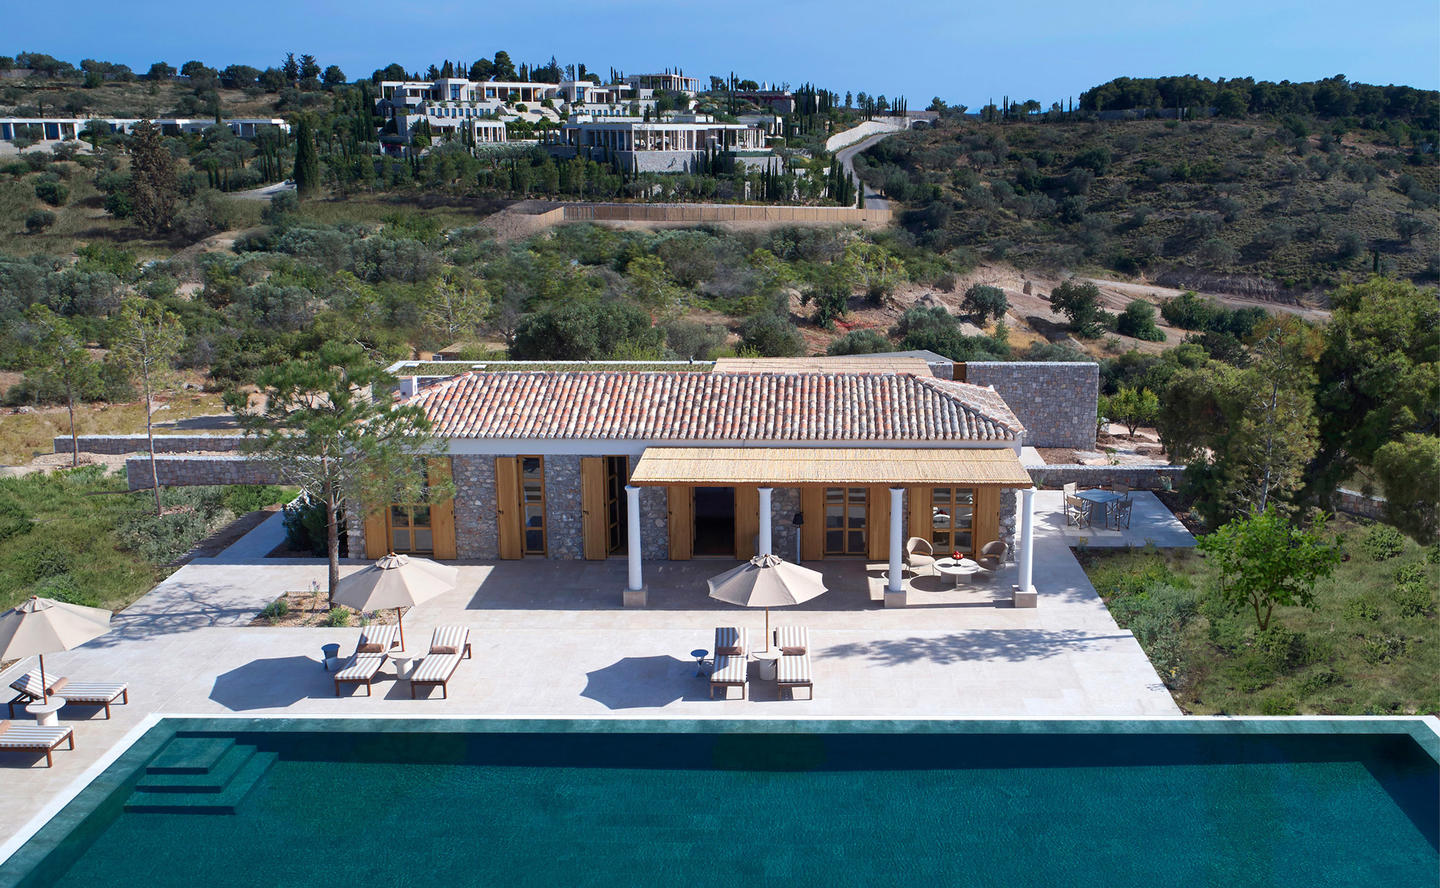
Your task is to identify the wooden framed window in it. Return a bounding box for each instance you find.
[931,487,975,557]
[386,464,434,554]
[521,456,547,555]
[823,487,868,556]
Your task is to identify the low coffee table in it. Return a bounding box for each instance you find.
[26,700,64,727]
[933,557,982,589]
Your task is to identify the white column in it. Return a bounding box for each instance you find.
[886,487,905,603]
[1016,487,1037,608]
[624,485,645,606]
[757,487,772,557]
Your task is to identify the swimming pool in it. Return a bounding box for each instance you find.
[2,718,1435,887]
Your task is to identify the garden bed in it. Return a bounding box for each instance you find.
[248,591,401,629]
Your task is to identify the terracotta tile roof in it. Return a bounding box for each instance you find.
[407,371,1023,442]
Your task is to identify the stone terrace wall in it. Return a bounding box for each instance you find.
[126,455,281,490]
[963,362,1099,450]
[56,434,244,455]
[1025,464,1185,491]
[1334,488,1387,521]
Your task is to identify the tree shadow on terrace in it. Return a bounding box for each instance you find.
[821,629,1135,666]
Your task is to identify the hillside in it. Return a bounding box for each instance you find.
[857,117,1440,296]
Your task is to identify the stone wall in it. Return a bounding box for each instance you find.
[1025,464,1185,491]
[451,455,498,560]
[545,456,585,560]
[58,434,244,455]
[637,487,669,562]
[769,488,801,560]
[1334,488,1387,521]
[125,455,282,490]
[999,488,1018,563]
[963,362,1099,450]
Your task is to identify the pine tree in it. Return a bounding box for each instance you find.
[293,118,320,199]
[127,119,178,234]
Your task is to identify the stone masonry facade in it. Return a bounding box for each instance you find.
[125,455,282,490]
[964,362,1099,450]
[451,455,498,560]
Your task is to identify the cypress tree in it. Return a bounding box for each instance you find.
[293,118,320,199]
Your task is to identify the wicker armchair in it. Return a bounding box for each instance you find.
[904,537,936,576]
[976,540,1007,575]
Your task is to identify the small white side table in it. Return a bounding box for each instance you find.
[753,649,781,681]
[26,700,64,727]
[390,651,416,680]
[934,557,982,589]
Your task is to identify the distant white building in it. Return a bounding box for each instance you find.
[550,113,772,173]
[626,73,703,96]
[0,117,289,143]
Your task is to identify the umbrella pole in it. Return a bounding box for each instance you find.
[764,608,770,653]
[396,607,405,650]
[38,653,47,704]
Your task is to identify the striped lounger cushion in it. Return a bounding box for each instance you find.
[333,655,385,682]
[357,625,399,653]
[0,721,74,766]
[409,652,462,699]
[778,653,813,699]
[430,625,470,656]
[715,627,747,656]
[9,671,128,717]
[773,626,809,654]
[709,655,747,699]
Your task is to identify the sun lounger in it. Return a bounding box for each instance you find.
[709,655,747,700]
[0,720,74,768]
[777,653,813,700]
[773,626,809,655]
[9,670,129,719]
[409,651,463,699]
[428,625,472,659]
[714,627,747,657]
[332,625,401,697]
[332,654,387,697]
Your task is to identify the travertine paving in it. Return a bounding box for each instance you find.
[0,502,1185,849]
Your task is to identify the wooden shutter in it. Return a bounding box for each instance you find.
[974,487,1001,556]
[667,485,692,561]
[495,457,522,560]
[363,506,388,559]
[734,486,759,561]
[427,457,456,560]
[908,486,932,544]
[867,485,890,561]
[580,457,606,560]
[799,487,823,561]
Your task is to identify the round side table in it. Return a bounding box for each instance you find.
[389,651,416,680]
[753,649,781,681]
[26,700,64,727]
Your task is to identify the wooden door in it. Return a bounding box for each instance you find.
[363,507,388,559]
[667,485,693,560]
[428,457,457,560]
[974,487,1000,554]
[734,486,759,561]
[495,456,523,560]
[907,486,932,545]
[580,457,607,560]
[799,487,823,561]
[867,485,891,561]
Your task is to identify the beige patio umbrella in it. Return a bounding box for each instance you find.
[0,596,114,704]
[332,553,458,650]
[707,554,828,652]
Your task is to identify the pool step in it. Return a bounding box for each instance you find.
[132,744,257,794]
[126,743,276,814]
[143,736,233,775]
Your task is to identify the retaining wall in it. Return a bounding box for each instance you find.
[1334,488,1387,521]
[1025,464,1185,491]
[56,434,244,455]
[561,203,891,226]
[963,362,1099,450]
[126,455,282,490]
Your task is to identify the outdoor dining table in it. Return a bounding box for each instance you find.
[1074,489,1124,527]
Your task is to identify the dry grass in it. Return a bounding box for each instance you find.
[0,392,226,467]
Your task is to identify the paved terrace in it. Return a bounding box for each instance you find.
[0,494,1188,847]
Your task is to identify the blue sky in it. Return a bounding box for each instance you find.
[11,0,1438,106]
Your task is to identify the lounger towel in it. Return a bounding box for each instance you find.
[777,653,813,700]
[0,720,75,767]
[429,625,471,657]
[714,627,747,657]
[356,625,399,654]
[773,626,809,655]
[709,655,747,700]
[9,671,129,719]
[332,654,386,697]
[409,652,463,699]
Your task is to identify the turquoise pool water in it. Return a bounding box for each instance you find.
[2,719,1436,887]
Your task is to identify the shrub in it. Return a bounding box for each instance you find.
[1258,694,1298,715]
[1393,583,1435,618]
[15,544,72,584]
[1115,300,1166,341]
[283,494,330,557]
[0,499,35,542]
[826,329,891,356]
[738,314,805,357]
[1342,596,1380,622]
[34,179,69,206]
[325,607,351,627]
[1361,524,1405,561]
[960,284,1007,324]
[260,598,290,623]
[1255,625,1309,672]
[25,210,56,233]
[1360,632,1407,664]
[221,485,290,515]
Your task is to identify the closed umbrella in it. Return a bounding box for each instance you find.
[707,554,827,652]
[0,596,114,704]
[332,553,458,649]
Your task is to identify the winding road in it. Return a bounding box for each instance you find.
[832,129,902,211]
